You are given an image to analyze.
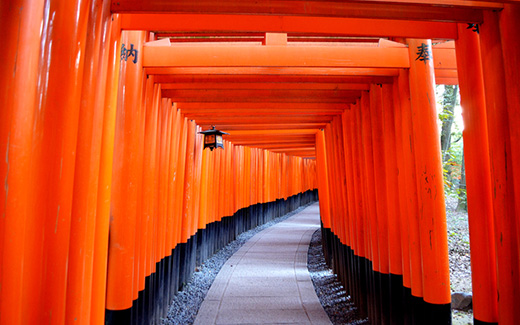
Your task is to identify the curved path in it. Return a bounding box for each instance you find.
[194,203,331,325]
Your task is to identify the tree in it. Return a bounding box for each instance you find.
[440,85,458,159]
[438,85,467,211]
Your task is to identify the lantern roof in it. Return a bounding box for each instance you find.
[198,126,230,136]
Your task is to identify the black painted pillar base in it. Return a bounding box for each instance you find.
[321,225,452,325]
[106,190,318,325]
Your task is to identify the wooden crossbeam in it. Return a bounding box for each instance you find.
[161,83,370,91]
[154,75,395,84]
[163,89,361,103]
[177,102,350,110]
[192,116,335,124]
[146,67,401,76]
[200,124,326,131]
[121,14,458,39]
[112,1,489,23]
[143,46,410,68]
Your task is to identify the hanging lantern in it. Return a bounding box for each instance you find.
[199,126,229,151]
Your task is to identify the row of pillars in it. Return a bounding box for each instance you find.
[0,1,318,324]
[316,8,520,325]
[316,40,451,324]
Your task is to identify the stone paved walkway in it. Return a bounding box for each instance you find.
[194,203,331,325]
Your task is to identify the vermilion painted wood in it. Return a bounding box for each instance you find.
[407,38,450,305]
[178,102,351,110]
[382,84,403,276]
[175,117,188,244]
[145,67,401,77]
[369,84,390,275]
[242,143,316,149]
[160,101,174,260]
[455,23,498,324]
[144,46,455,70]
[161,89,363,103]
[360,92,381,274]
[480,10,520,324]
[330,118,346,244]
[111,0,486,22]
[323,126,337,233]
[191,128,204,237]
[316,131,332,229]
[35,0,91,322]
[166,104,179,252]
[336,117,350,246]
[199,124,326,131]
[499,5,520,282]
[91,14,122,325]
[155,75,395,84]
[396,69,423,299]
[148,66,455,85]
[107,31,146,311]
[121,14,458,39]
[181,121,196,243]
[391,77,412,290]
[194,116,333,124]
[346,101,367,257]
[160,82,371,90]
[170,109,183,248]
[141,80,159,283]
[67,0,113,322]
[0,0,44,323]
[143,46,410,68]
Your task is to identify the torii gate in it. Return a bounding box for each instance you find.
[1,1,519,325]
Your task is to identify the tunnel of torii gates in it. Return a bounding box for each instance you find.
[1,1,520,325]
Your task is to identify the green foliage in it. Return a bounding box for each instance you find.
[438,110,454,122]
[437,85,467,210]
[442,140,463,191]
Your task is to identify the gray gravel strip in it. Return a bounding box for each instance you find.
[307,229,369,325]
[162,203,314,325]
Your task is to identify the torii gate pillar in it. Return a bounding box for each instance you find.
[406,38,451,323]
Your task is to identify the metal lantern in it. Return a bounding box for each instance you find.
[199,126,229,151]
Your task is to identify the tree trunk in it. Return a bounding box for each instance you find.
[456,151,467,212]
[440,85,458,159]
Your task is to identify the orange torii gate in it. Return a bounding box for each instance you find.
[1,1,520,325]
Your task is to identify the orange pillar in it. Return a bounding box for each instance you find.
[480,10,520,324]
[406,38,451,321]
[316,130,332,231]
[90,13,122,325]
[35,1,92,323]
[381,83,404,325]
[392,73,413,324]
[499,7,520,314]
[369,84,391,324]
[455,23,498,324]
[342,109,359,305]
[140,80,160,307]
[66,1,113,322]
[106,30,146,321]
[0,1,44,323]
[345,103,368,316]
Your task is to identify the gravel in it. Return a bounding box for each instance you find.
[162,197,473,325]
[307,229,369,325]
[445,195,473,324]
[162,203,313,324]
[446,195,472,294]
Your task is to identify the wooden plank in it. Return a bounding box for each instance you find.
[143,45,410,68]
[161,82,370,90]
[112,1,485,23]
[121,14,458,39]
[154,75,395,84]
[147,67,401,76]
